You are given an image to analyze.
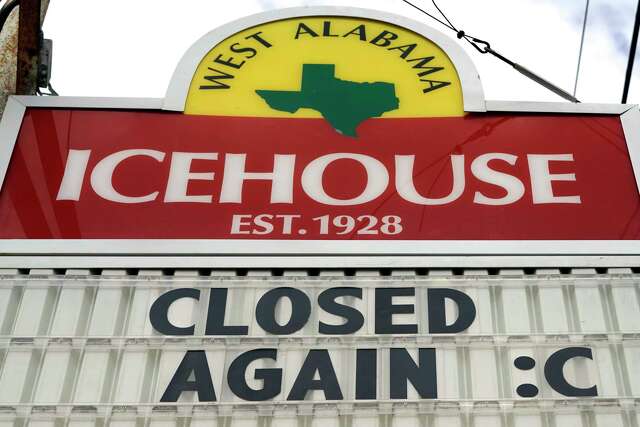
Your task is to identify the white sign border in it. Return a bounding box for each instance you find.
[0,95,639,266]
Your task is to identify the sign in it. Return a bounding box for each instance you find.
[0,271,637,407]
[0,7,639,425]
[1,110,638,241]
[150,284,600,403]
[0,6,639,262]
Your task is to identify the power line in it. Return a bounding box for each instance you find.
[622,0,640,103]
[399,0,455,32]
[0,0,19,35]
[574,0,590,98]
[430,0,457,32]
[398,0,580,103]
[426,0,482,53]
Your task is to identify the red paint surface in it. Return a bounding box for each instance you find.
[0,108,638,239]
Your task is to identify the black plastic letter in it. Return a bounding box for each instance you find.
[149,288,200,336]
[227,349,282,401]
[318,287,364,335]
[544,347,598,397]
[206,288,249,335]
[375,288,418,334]
[427,288,476,333]
[256,287,311,335]
[390,348,437,399]
[356,349,377,400]
[160,350,216,402]
[287,350,344,400]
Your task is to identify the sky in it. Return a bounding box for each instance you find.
[5,0,640,104]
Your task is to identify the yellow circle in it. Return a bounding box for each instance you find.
[185,16,464,118]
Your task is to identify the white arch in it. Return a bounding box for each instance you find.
[163,6,486,113]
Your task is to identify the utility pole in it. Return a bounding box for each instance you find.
[0,0,49,116]
[16,0,41,95]
[0,2,20,114]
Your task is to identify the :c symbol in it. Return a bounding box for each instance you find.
[544,347,598,397]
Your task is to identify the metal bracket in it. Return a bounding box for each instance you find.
[37,37,52,89]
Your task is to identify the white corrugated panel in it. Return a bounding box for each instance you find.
[0,269,636,426]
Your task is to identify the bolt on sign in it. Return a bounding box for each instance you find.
[0,6,640,426]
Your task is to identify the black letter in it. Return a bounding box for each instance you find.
[227,349,282,401]
[318,287,364,334]
[230,43,257,59]
[407,56,442,76]
[287,350,343,400]
[150,288,199,336]
[356,349,376,400]
[390,348,437,399]
[205,288,249,335]
[295,22,319,39]
[370,30,399,47]
[200,67,234,90]
[428,288,476,333]
[544,347,598,397]
[343,24,367,41]
[245,31,273,47]
[421,79,451,94]
[323,21,338,37]
[214,54,245,70]
[375,288,418,334]
[388,43,417,59]
[161,350,216,402]
[256,287,311,334]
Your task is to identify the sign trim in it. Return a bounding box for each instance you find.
[0,239,640,255]
[1,255,638,269]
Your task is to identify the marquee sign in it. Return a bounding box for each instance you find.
[0,271,637,414]
[0,7,639,263]
[150,283,601,403]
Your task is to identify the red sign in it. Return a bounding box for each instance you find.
[0,108,638,240]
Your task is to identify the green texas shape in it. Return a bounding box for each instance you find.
[256,64,399,137]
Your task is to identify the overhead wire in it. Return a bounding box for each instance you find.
[402,0,483,52]
[430,0,457,32]
[0,0,19,35]
[399,0,454,32]
[427,0,480,50]
[622,0,640,103]
[399,0,580,103]
[574,0,590,98]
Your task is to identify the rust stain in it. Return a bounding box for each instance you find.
[0,0,50,116]
[0,6,19,114]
